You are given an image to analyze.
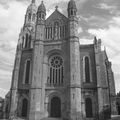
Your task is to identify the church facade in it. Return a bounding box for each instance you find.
[5,0,117,120]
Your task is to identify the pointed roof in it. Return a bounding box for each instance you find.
[27,0,37,13]
[46,8,68,25]
[32,0,35,3]
[68,0,77,9]
[38,1,46,13]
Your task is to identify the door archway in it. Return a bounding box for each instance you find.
[85,98,93,118]
[21,98,28,118]
[50,96,61,118]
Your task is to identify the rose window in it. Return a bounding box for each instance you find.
[48,56,64,85]
[51,56,63,68]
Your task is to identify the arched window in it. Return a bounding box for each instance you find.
[54,22,59,40]
[25,34,29,48]
[85,98,93,118]
[74,10,76,15]
[48,56,64,85]
[38,13,42,20]
[42,14,45,19]
[22,36,24,48]
[28,13,31,21]
[71,10,73,15]
[84,57,90,83]
[50,96,61,118]
[21,98,28,117]
[24,60,31,84]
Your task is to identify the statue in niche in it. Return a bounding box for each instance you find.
[54,22,59,40]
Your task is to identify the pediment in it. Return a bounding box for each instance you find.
[45,10,68,26]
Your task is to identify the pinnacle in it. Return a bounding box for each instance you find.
[55,6,58,10]
[32,0,35,3]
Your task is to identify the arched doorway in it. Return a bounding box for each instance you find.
[21,98,28,118]
[85,98,93,118]
[50,96,61,118]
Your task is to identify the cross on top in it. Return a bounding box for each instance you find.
[55,6,58,10]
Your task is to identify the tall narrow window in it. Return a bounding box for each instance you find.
[42,13,45,19]
[60,26,62,38]
[21,98,28,118]
[65,25,67,37]
[25,60,31,84]
[50,67,52,84]
[22,36,24,48]
[45,28,47,39]
[25,34,29,48]
[85,98,93,118]
[54,22,59,40]
[51,27,53,39]
[85,57,90,83]
[49,56,64,85]
[28,13,31,21]
[71,10,73,15]
[48,27,50,39]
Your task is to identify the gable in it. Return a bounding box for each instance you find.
[46,10,68,26]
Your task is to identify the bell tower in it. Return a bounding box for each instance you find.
[9,0,37,118]
[29,1,46,120]
[67,0,82,119]
[24,0,37,27]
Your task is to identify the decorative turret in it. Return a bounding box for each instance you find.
[68,0,77,18]
[67,0,78,37]
[32,0,35,3]
[37,1,46,24]
[94,37,101,52]
[24,0,37,27]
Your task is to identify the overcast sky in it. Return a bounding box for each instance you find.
[0,0,120,98]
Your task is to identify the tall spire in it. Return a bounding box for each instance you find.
[32,0,35,3]
[24,0,37,27]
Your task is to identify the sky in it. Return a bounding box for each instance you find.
[0,0,120,98]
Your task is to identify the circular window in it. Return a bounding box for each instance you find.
[51,56,63,68]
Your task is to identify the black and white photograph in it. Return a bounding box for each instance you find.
[0,0,120,120]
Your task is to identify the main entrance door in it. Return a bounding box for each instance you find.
[50,96,61,118]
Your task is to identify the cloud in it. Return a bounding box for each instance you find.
[0,0,120,97]
[88,16,120,93]
[0,0,28,97]
[88,17,120,58]
[99,3,116,10]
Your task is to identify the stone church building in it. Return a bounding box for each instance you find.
[4,0,117,120]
